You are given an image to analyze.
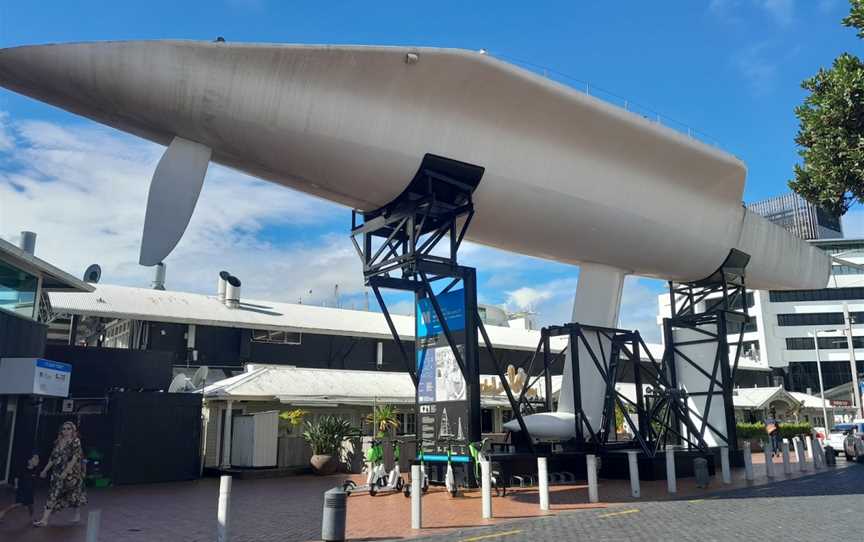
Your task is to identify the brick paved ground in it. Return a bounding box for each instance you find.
[0,452,850,542]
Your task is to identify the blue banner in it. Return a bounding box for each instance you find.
[416,289,466,338]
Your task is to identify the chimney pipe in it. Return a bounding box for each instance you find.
[19,231,36,255]
[152,262,166,290]
[217,270,231,302]
[225,275,241,308]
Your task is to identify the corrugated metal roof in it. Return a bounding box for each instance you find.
[48,284,568,352]
[0,237,93,292]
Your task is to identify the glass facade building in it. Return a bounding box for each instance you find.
[748,192,842,241]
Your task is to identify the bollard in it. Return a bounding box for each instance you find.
[720,446,731,484]
[795,437,807,471]
[217,475,232,542]
[743,442,754,481]
[321,486,347,542]
[411,465,422,529]
[693,457,710,488]
[813,439,825,469]
[763,447,775,478]
[538,457,550,511]
[627,451,640,498]
[586,454,599,503]
[782,439,791,475]
[824,445,837,467]
[85,509,101,542]
[805,436,814,462]
[665,445,677,494]
[481,460,492,519]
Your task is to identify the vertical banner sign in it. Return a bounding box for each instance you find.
[416,288,471,460]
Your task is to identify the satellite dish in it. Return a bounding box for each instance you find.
[191,366,209,389]
[168,373,192,393]
[83,264,102,283]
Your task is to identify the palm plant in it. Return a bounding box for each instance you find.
[302,415,356,456]
[366,404,401,437]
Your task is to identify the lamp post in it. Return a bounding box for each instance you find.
[842,304,862,418]
[812,329,830,429]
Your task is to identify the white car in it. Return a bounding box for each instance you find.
[841,422,864,462]
[825,425,850,452]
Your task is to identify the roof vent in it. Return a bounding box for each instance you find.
[19,231,36,255]
[225,275,241,309]
[217,270,231,302]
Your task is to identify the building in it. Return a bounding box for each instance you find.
[0,233,93,486]
[748,192,843,241]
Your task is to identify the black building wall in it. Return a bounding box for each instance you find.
[44,345,174,395]
[0,309,46,357]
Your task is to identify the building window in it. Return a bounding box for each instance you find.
[727,319,758,334]
[769,287,864,303]
[0,260,38,319]
[705,292,755,312]
[786,336,864,350]
[250,329,302,345]
[831,264,864,275]
[397,412,416,435]
[777,312,864,326]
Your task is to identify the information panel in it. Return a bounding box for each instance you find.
[416,289,470,461]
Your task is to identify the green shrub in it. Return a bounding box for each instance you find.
[735,422,812,441]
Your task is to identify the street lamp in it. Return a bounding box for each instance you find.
[842,303,863,419]
[812,329,831,430]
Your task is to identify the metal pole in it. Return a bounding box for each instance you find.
[481,459,492,519]
[411,465,422,529]
[814,330,830,430]
[782,439,791,475]
[763,447,774,478]
[795,437,806,471]
[720,446,731,484]
[843,304,862,418]
[586,454,599,503]
[742,442,754,481]
[665,445,677,494]
[217,475,232,542]
[627,451,640,497]
[538,457,549,511]
[85,510,101,542]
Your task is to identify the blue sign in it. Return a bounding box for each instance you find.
[36,359,71,372]
[416,289,466,338]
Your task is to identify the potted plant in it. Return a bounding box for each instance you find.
[302,415,356,474]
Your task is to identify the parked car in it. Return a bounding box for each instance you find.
[825,424,851,452]
[842,422,864,462]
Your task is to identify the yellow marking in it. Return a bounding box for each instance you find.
[688,499,704,503]
[460,529,523,542]
[598,508,640,518]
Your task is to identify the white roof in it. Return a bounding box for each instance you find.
[789,391,832,409]
[48,284,568,352]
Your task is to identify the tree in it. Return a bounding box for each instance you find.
[789,1,864,215]
[365,404,401,436]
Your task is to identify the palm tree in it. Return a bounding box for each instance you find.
[366,404,401,436]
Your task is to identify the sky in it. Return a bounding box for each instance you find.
[0,0,862,342]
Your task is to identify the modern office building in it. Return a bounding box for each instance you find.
[747,192,843,241]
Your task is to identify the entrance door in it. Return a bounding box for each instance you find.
[0,396,18,484]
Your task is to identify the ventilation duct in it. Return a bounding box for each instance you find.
[217,270,231,302]
[19,231,36,255]
[152,262,166,290]
[225,275,241,309]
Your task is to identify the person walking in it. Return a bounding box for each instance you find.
[33,421,87,527]
[0,453,39,522]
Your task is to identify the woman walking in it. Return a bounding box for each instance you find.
[33,421,87,527]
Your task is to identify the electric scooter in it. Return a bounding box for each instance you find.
[468,438,507,497]
[343,438,403,496]
[403,439,430,498]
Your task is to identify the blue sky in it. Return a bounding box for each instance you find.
[1,0,862,341]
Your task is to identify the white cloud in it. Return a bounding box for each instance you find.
[0,113,364,305]
[757,0,795,26]
[505,286,554,312]
[734,43,779,95]
[709,0,795,26]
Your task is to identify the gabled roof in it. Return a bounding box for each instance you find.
[732,386,802,410]
[0,237,93,292]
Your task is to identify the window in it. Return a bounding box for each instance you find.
[250,329,302,345]
[0,260,38,319]
[705,292,755,312]
[831,265,864,276]
[777,312,864,326]
[396,412,416,435]
[727,319,758,334]
[769,287,864,303]
[785,336,864,350]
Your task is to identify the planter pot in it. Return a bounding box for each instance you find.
[310,454,338,475]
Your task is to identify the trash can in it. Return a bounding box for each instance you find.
[824,445,837,467]
[322,486,347,542]
[694,457,710,488]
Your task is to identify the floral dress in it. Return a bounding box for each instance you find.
[46,437,88,511]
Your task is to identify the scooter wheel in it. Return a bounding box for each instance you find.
[369,485,377,497]
[396,477,404,491]
[449,487,458,498]
[403,485,411,498]
[377,477,387,488]
[342,480,356,493]
[422,482,429,494]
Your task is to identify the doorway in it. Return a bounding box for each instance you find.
[0,396,18,484]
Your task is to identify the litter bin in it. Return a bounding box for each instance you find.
[824,445,837,467]
[694,457,710,488]
[322,486,347,541]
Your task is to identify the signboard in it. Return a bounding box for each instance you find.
[416,289,471,461]
[0,357,72,397]
[830,399,852,407]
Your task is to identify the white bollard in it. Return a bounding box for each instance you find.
[763,447,775,478]
[720,446,731,484]
[627,451,640,498]
[481,460,492,519]
[665,445,677,494]
[813,438,824,470]
[782,439,791,475]
[805,436,814,462]
[538,457,550,511]
[217,475,232,542]
[795,437,807,471]
[85,509,101,542]
[743,442,754,481]
[586,454,599,503]
[411,465,422,529]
